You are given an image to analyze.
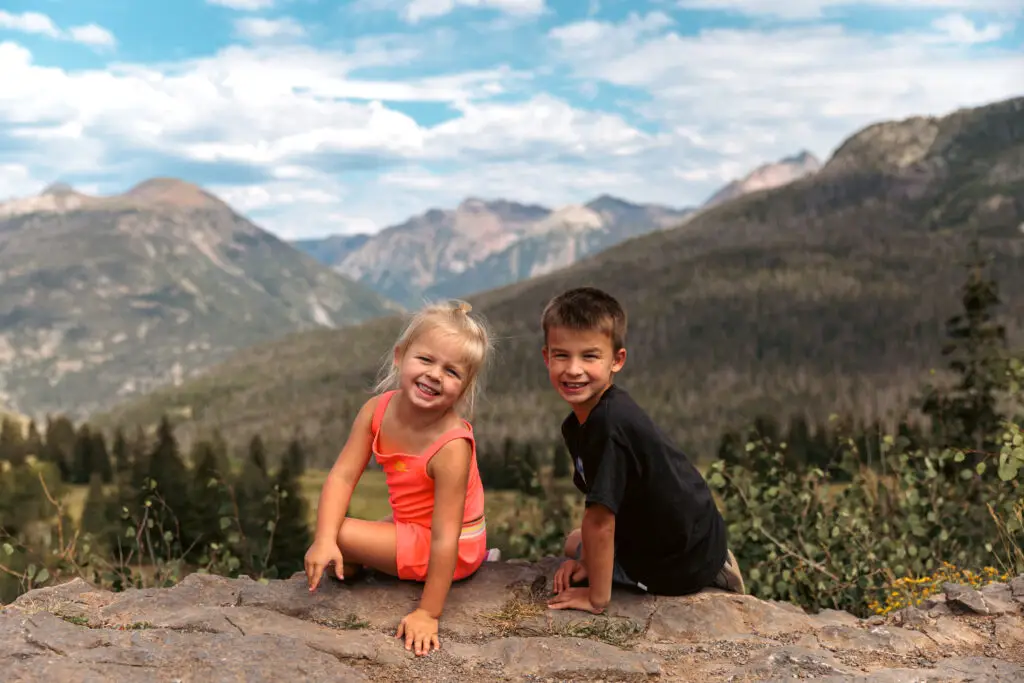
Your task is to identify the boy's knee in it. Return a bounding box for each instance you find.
[563,528,582,558]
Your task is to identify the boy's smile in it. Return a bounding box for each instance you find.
[542,325,626,421]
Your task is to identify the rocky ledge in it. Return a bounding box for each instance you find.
[2,558,1024,682]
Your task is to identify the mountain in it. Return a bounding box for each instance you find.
[292,195,692,308]
[291,233,371,267]
[702,151,822,208]
[95,96,1024,467]
[0,178,400,420]
[424,196,693,301]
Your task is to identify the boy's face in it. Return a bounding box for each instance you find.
[542,325,626,414]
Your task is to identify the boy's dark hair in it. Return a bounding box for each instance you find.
[541,287,627,352]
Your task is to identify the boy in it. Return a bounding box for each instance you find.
[541,287,744,614]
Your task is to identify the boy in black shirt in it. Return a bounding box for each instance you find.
[542,287,744,613]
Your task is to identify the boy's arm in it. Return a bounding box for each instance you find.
[581,503,616,609]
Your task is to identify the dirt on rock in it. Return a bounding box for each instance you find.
[2,558,1023,682]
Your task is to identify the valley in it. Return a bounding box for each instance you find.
[91,96,1024,468]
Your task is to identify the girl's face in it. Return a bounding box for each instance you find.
[395,327,470,412]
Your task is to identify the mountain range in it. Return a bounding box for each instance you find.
[291,153,821,308]
[94,96,1024,467]
[0,149,817,421]
[0,179,399,420]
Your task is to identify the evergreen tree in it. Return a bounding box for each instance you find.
[920,238,1009,452]
[80,472,116,542]
[111,427,131,476]
[236,435,273,561]
[0,417,26,466]
[551,442,570,479]
[266,443,311,577]
[145,416,191,557]
[90,430,113,484]
[42,415,76,481]
[283,436,306,478]
[785,415,811,468]
[183,439,229,562]
[24,420,43,462]
[716,430,743,467]
[71,424,93,484]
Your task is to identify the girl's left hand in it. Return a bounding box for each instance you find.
[396,608,440,656]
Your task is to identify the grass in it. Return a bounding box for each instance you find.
[60,468,588,536]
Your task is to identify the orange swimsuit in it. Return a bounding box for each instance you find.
[370,390,488,582]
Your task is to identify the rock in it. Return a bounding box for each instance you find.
[1,560,1023,682]
[944,582,991,614]
[944,581,1016,616]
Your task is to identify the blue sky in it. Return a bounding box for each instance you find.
[0,0,1021,239]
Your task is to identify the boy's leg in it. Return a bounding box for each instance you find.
[563,528,643,590]
[711,548,746,594]
[336,518,400,577]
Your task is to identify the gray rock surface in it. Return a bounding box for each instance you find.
[1,559,1023,682]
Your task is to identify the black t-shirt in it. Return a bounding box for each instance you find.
[562,384,728,596]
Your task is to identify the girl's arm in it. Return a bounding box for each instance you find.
[419,438,473,618]
[311,396,378,546]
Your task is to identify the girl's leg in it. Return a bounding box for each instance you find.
[337,517,399,577]
[563,528,583,561]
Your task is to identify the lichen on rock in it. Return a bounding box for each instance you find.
[2,558,1024,682]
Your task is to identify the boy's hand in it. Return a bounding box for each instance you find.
[396,608,440,656]
[552,558,587,593]
[547,586,605,614]
[304,539,344,591]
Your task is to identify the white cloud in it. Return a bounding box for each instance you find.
[67,24,117,48]
[2,5,1022,240]
[0,163,49,202]
[424,94,658,160]
[234,17,306,40]
[548,12,1024,183]
[356,0,546,23]
[674,0,1024,20]
[0,10,116,48]
[930,13,1010,43]
[207,0,276,10]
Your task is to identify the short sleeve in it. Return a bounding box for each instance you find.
[584,430,631,515]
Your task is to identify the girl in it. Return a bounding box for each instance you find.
[304,300,496,657]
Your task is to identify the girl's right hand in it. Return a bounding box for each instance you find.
[304,539,344,591]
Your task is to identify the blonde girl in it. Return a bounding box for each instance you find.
[304,300,495,657]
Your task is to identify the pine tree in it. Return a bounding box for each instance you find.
[145,416,191,557]
[0,417,26,466]
[920,238,1009,452]
[266,444,311,577]
[183,439,229,563]
[551,442,570,479]
[80,472,114,542]
[235,435,273,564]
[785,415,812,468]
[111,427,131,476]
[24,420,43,462]
[283,436,306,478]
[42,415,76,481]
[90,430,113,484]
[71,424,94,484]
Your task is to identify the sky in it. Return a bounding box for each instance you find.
[0,1,1021,239]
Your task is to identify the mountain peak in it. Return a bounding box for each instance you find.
[41,182,78,197]
[124,177,225,210]
[702,151,823,208]
[586,194,639,212]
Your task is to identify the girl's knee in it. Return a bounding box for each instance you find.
[563,528,582,558]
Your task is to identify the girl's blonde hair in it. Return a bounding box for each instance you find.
[374,300,493,417]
